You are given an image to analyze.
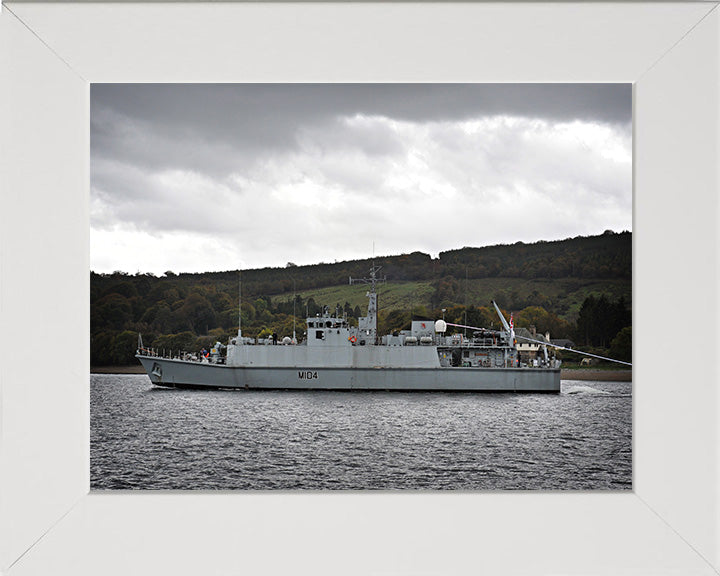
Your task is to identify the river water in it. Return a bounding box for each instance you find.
[90,374,632,490]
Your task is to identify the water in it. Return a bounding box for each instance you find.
[91,374,632,490]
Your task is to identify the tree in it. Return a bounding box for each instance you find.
[379,309,411,335]
[105,281,138,299]
[91,331,115,366]
[176,293,217,333]
[515,306,572,339]
[466,306,495,330]
[575,295,631,348]
[110,330,140,365]
[92,293,133,331]
[516,306,550,331]
[153,331,197,355]
[431,276,460,308]
[609,326,632,362]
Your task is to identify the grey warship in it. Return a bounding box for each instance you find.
[136,266,561,392]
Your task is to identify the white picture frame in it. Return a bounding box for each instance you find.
[1,2,718,575]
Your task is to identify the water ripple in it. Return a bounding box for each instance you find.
[91,375,632,490]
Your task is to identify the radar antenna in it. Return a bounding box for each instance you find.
[349,263,386,293]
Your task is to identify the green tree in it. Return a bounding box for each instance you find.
[91,331,115,366]
[110,330,139,365]
[516,306,550,331]
[379,309,411,335]
[177,293,217,333]
[105,281,139,300]
[609,326,632,362]
[466,306,495,330]
[153,331,197,355]
[575,294,631,347]
[92,293,132,331]
[431,276,460,308]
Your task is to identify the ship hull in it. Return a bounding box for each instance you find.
[137,355,560,392]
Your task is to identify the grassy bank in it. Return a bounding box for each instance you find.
[560,369,631,382]
[271,277,630,322]
[91,365,146,374]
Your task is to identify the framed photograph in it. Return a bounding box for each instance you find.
[88,81,633,492]
[1,2,718,575]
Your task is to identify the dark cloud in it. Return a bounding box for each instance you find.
[91,84,631,171]
[92,83,631,130]
[90,84,631,273]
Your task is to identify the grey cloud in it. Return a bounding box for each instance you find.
[92,84,631,133]
[91,84,631,174]
[92,160,241,236]
[91,83,631,196]
[92,107,260,180]
[297,115,406,158]
[91,84,631,273]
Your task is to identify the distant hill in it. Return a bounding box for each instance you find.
[91,231,631,365]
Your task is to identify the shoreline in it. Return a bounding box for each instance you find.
[91,365,632,381]
[92,365,146,374]
[560,369,631,382]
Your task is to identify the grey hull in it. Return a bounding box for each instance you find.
[137,355,560,392]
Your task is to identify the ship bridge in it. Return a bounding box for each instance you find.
[307,309,352,347]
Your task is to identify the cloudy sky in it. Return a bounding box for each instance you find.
[91,84,632,275]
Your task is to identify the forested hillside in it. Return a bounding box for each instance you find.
[91,231,631,365]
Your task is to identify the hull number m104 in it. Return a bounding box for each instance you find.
[298,371,319,380]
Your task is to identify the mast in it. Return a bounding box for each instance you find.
[237,271,242,341]
[349,263,386,344]
[292,278,297,343]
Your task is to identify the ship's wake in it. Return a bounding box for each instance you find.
[563,384,612,395]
